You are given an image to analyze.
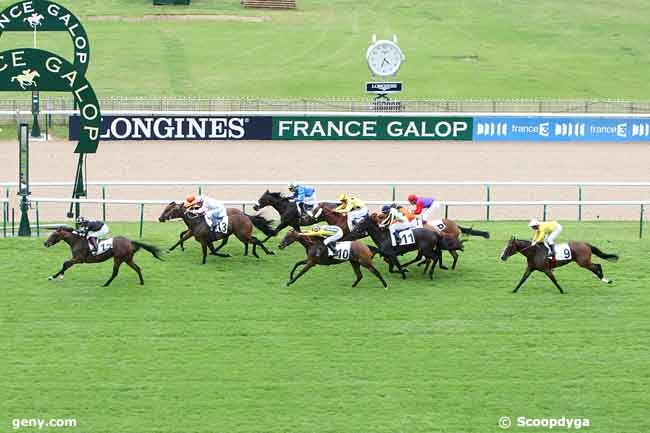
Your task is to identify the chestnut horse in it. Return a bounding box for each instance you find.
[278,229,387,288]
[500,237,618,294]
[44,226,163,287]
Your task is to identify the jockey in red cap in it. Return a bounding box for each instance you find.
[407,194,441,223]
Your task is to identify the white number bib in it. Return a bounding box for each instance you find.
[328,241,352,261]
[430,219,446,232]
[554,243,572,261]
[391,229,416,247]
[95,238,113,255]
[215,216,229,233]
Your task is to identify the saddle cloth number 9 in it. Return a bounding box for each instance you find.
[430,219,446,232]
[554,243,572,261]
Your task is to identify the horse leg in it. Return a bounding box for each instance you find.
[543,269,565,294]
[364,262,388,289]
[582,262,612,284]
[438,251,448,270]
[391,256,408,279]
[126,259,144,285]
[450,250,459,270]
[350,261,363,287]
[252,236,275,255]
[210,238,231,257]
[286,261,316,287]
[513,267,533,293]
[402,252,424,268]
[169,229,192,252]
[103,258,123,287]
[201,241,208,264]
[290,259,308,280]
[49,259,76,280]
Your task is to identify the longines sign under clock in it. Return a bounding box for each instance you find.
[69,115,273,140]
[366,82,403,94]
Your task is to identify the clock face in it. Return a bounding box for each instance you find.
[367,41,404,77]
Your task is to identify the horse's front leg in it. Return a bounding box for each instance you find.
[49,258,78,280]
[286,261,316,287]
[513,267,533,293]
[169,230,192,252]
[543,270,565,294]
[290,259,308,280]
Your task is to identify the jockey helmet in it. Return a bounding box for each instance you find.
[407,194,418,204]
[528,218,540,228]
[76,216,87,224]
[184,194,199,208]
[338,193,349,202]
[381,205,391,213]
[288,182,297,191]
[312,224,321,232]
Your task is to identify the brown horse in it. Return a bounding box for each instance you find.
[278,229,387,288]
[159,202,252,252]
[500,237,618,294]
[313,203,362,240]
[174,204,274,264]
[44,226,163,287]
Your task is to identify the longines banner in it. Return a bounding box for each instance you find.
[69,115,273,140]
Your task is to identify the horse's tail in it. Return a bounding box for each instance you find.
[246,214,276,237]
[459,226,490,239]
[132,241,164,261]
[589,244,619,262]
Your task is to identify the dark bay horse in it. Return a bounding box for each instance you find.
[181,207,274,264]
[278,229,387,288]
[44,226,163,287]
[500,237,618,294]
[312,203,360,240]
[159,202,275,262]
[252,190,337,238]
[352,215,442,280]
[158,203,248,252]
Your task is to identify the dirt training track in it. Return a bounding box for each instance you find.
[0,139,648,222]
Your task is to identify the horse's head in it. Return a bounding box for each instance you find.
[500,236,519,261]
[44,226,74,248]
[159,201,184,222]
[254,190,284,211]
[278,229,301,250]
[351,215,373,237]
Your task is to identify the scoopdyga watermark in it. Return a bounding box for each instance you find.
[499,416,590,429]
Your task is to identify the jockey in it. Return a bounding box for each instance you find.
[300,224,343,254]
[184,194,227,230]
[379,204,411,245]
[335,193,368,230]
[529,219,563,259]
[76,216,109,252]
[288,182,317,217]
[407,194,441,223]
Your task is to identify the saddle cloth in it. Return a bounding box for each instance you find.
[93,238,114,256]
[429,219,446,232]
[328,241,352,261]
[391,229,416,247]
[208,215,229,234]
[553,243,572,261]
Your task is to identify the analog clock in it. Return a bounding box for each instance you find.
[366,34,405,77]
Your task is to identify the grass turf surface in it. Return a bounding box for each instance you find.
[1,0,650,98]
[1,220,649,432]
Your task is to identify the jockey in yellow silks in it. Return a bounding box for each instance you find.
[529,219,563,259]
[335,193,368,231]
[300,224,343,254]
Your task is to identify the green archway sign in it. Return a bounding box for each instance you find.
[0,0,90,75]
[0,48,100,153]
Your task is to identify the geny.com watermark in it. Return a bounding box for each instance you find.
[499,416,590,429]
[12,418,77,430]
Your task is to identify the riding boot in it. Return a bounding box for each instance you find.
[548,244,556,259]
[327,242,337,255]
[89,237,97,252]
[393,230,402,245]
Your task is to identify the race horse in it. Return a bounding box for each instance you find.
[312,203,362,240]
[160,202,274,264]
[500,236,619,294]
[252,190,337,238]
[44,226,163,287]
[158,202,274,253]
[278,229,387,288]
[352,215,443,280]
